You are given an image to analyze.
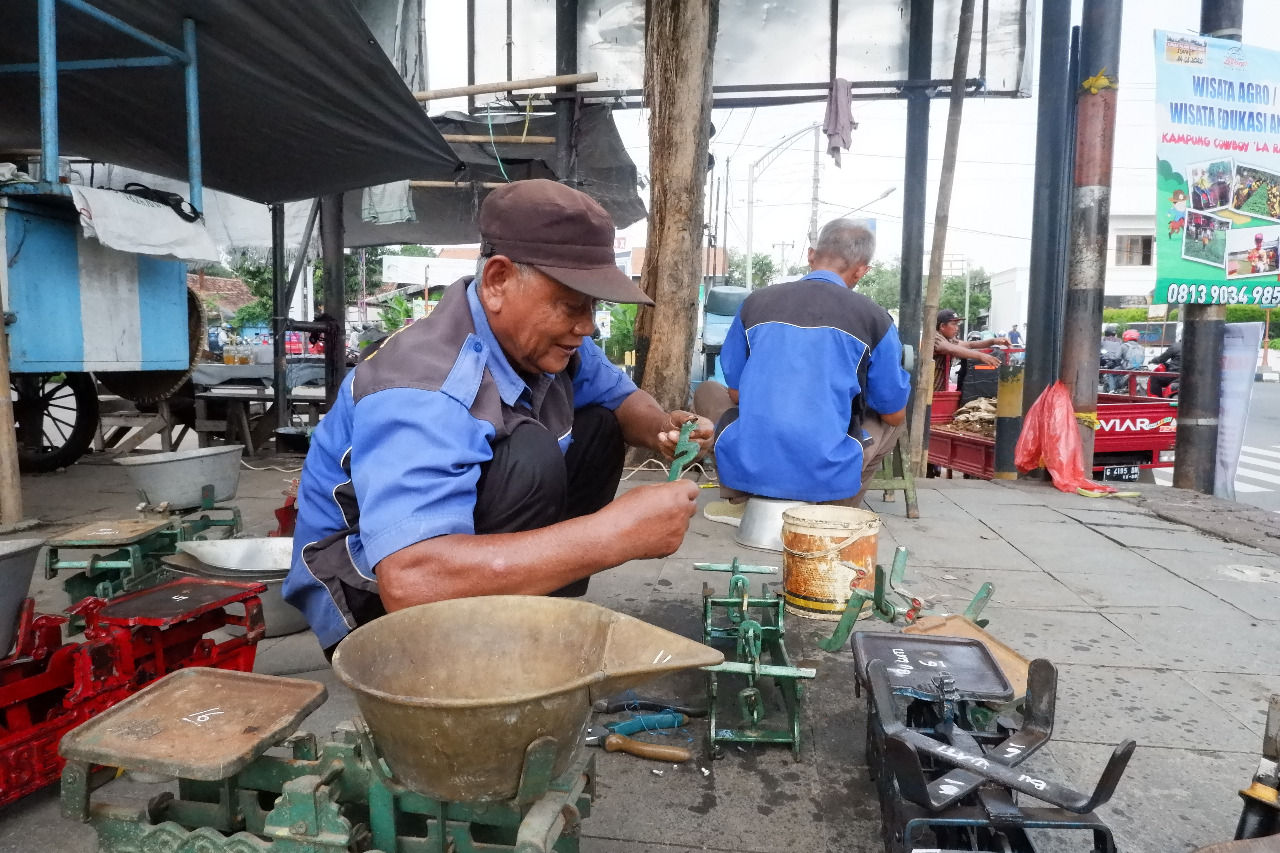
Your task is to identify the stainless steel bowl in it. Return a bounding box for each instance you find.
[734,498,810,552]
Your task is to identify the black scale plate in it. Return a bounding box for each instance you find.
[852,632,1014,703]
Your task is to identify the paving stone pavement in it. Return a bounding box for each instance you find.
[0,462,1274,853]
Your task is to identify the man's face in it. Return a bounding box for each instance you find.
[480,257,597,375]
[940,319,962,339]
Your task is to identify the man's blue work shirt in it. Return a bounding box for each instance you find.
[714,270,910,502]
[282,277,637,648]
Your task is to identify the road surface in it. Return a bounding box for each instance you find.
[1153,380,1280,512]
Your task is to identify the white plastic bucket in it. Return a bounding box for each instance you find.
[780,506,879,621]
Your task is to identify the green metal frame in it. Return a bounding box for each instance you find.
[865,432,919,519]
[46,486,243,623]
[819,547,995,653]
[698,560,816,760]
[62,724,593,853]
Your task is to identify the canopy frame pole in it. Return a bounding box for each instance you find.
[37,0,59,183]
[182,18,203,211]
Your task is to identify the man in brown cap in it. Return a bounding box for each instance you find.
[284,180,713,653]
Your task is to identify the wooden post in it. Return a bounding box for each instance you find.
[0,327,24,526]
[908,0,976,476]
[633,0,718,411]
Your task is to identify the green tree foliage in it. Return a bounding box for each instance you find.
[394,244,439,257]
[379,294,414,331]
[228,256,274,330]
[938,268,990,326]
[856,262,901,310]
[725,250,778,288]
[603,304,637,363]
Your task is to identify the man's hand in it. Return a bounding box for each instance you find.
[989,336,1012,347]
[602,479,700,559]
[656,410,715,461]
[976,352,1001,367]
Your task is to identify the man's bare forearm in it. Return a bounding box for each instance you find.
[376,514,626,611]
[615,389,668,452]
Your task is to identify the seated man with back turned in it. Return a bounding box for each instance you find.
[283,180,715,654]
[694,219,910,517]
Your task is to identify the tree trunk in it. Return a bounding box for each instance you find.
[633,0,718,412]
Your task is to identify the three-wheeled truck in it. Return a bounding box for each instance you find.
[928,356,1178,482]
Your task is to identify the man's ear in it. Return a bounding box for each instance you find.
[807,247,817,269]
[479,255,516,313]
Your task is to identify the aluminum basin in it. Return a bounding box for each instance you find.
[331,596,723,802]
[116,445,243,509]
[164,539,306,637]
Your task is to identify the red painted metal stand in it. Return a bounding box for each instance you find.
[0,578,266,806]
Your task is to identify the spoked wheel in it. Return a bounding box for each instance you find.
[11,372,99,473]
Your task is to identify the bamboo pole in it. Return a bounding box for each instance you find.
[909,0,977,476]
[440,134,556,144]
[0,327,25,527]
[414,72,597,102]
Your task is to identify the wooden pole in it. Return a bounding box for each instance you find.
[908,0,977,476]
[632,0,718,412]
[0,325,23,526]
[413,72,597,102]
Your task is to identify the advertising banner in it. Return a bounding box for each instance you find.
[1155,30,1280,306]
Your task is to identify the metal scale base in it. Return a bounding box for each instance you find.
[696,560,815,760]
[61,668,594,853]
[852,632,1135,853]
[45,485,242,615]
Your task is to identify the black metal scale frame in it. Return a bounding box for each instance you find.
[849,632,1136,853]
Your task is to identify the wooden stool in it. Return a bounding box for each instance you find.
[868,433,919,519]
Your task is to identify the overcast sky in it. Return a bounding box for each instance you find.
[423,0,1272,275]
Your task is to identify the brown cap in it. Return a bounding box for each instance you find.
[479,179,653,305]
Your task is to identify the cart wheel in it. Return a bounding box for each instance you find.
[11,372,99,472]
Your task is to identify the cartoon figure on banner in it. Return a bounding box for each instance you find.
[1167,189,1187,239]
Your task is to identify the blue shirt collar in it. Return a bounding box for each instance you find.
[465,277,536,407]
[802,269,848,288]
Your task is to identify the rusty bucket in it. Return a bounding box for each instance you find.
[780,505,880,621]
[331,596,722,802]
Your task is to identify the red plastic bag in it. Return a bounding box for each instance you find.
[1015,381,1116,495]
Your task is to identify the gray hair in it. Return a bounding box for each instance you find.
[476,254,534,283]
[814,219,876,267]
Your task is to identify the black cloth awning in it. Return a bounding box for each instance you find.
[343,104,646,247]
[0,0,462,204]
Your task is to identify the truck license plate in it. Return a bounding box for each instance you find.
[1102,465,1140,482]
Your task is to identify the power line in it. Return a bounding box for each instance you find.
[729,108,757,160]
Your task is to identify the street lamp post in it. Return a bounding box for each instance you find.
[747,124,818,290]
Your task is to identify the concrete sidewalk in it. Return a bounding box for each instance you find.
[0,462,1276,852]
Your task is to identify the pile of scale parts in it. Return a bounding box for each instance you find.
[948,398,996,437]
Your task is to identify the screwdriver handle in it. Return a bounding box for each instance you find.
[603,733,691,763]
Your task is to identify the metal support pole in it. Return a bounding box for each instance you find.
[746,164,756,290]
[271,204,288,441]
[320,195,346,407]
[809,125,821,248]
[1022,0,1074,418]
[1175,0,1243,494]
[899,0,933,421]
[554,0,579,180]
[994,363,1024,480]
[37,0,58,184]
[1058,0,1123,473]
[182,18,203,211]
[908,0,973,476]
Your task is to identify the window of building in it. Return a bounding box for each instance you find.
[1115,235,1154,266]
